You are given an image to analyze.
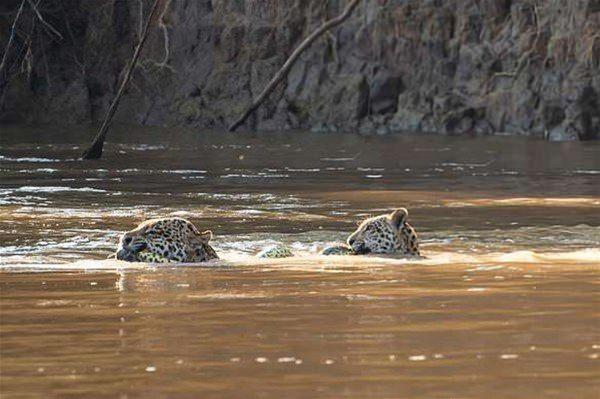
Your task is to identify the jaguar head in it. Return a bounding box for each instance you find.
[346,208,409,254]
[115,218,216,262]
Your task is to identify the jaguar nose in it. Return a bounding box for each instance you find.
[116,248,135,261]
[352,243,369,254]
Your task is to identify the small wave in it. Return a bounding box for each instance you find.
[493,248,600,263]
[13,186,107,193]
[440,161,494,168]
[0,195,47,205]
[116,168,207,175]
[182,192,286,202]
[219,173,289,179]
[0,155,61,163]
[357,167,385,172]
[573,170,600,175]
[119,144,168,151]
[422,248,600,267]
[187,293,269,300]
[0,187,107,205]
[234,209,266,215]
[210,144,253,150]
[160,169,207,174]
[285,168,321,172]
[443,197,600,207]
[414,147,451,152]
[320,157,355,162]
[2,248,598,272]
[16,168,59,173]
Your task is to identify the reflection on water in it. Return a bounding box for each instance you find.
[0,126,599,398]
[1,265,598,398]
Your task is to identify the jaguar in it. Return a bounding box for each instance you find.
[112,208,420,263]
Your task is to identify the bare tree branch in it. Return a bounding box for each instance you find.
[0,0,26,93]
[138,0,173,70]
[228,0,361,132]
[81,0,161,160]
[156,0,172,67]
[26,0,64,42]
[138,0,144,37]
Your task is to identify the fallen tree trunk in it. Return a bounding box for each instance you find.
[81,0,161,160]
[228,0,361,132]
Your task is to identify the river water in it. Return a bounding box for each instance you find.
[1,126,599,398]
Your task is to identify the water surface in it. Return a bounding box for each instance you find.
[1,126,599,398]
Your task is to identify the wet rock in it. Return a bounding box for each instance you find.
[321,73,369,127]
[587,0,600,14]
[390,108,426,132]
[577,86,600,140]
[442,108,474,135]
[370,71,404,115]
[286,61,307,97]
[547,122,579,142]
[473,119,494,136]
[360,115,392,135]
[248,26,277,60]
[486,89,537,133]
[486,91,509,132]
[358,118,376,136]
[376,124,392,136]
[45,79,91,125]
[220,26,245,62]
[543,103,566,129]
[310,122,338,134]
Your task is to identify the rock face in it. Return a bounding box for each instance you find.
[1,0,599,140]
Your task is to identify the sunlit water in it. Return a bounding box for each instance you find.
[1,126,599,398]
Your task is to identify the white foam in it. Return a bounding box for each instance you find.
[0,156,60,163]
[2,248,598,272]
[14,186,107,193]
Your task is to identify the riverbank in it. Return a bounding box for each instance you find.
[1,0,599,140]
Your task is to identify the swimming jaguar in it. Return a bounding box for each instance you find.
[347,208,420,256]
[113,208,420,263]
[114,217,218,263]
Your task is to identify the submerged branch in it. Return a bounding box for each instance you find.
[81,0,161,160]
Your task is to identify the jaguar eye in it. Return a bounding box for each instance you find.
[124,237,132,245]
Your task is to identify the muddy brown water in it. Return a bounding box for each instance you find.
[1,126,599,398]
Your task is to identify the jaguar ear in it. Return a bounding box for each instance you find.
[390,208,408,228]
[199,230,213,242]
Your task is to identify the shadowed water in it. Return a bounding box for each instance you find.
[1,126,599,398]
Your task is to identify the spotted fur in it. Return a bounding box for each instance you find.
[115,217,218,263]
[114,209,419,262]
[136,250,172,263]
[257,209,420,259]
[256,245,294,259]
[347,208,420,256]
[257,244,354,258]
[320,244,354,256]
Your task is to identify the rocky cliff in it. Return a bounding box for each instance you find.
[1,0,599,140]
